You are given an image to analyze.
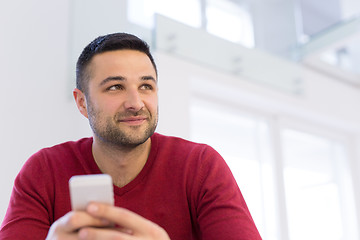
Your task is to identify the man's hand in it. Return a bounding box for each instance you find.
[46,210,112,239]
[46,203,170,240]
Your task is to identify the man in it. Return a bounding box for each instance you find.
[0,33,261,239]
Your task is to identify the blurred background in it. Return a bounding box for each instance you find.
[1,0,360,239]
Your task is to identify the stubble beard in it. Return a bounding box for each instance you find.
[87,104,158,149]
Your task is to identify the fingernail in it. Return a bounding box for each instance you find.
[87,203,99,213]
[79,229,88,239]
[101,218,111,225]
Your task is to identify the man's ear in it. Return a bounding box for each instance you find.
[73,88,88,118]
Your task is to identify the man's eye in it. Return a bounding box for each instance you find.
[140,84,154,90]
[107,85,123,91]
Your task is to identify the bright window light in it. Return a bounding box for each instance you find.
[190,99,276,240]
[206,0,254,48]
[127,0,201,29]
[282,129,345,240]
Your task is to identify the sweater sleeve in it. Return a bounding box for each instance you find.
[194,146,262,240]
[0,151,54,239]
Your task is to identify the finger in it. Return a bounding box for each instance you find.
[58,211,112,232]
[86,203,159,235]
[78,227,133,240]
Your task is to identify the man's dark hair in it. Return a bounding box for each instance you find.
[76,32,157,94]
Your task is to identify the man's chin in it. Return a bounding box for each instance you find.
[115,129,154,147]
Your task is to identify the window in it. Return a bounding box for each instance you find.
[190,98,277,239]
[127,0,255,48]
[281,128,356,240]
[127,0,201,29]
[189,97,358,239]
[206,0,254,47]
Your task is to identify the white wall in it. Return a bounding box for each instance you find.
[1,0,360,226]
[0,0,91,221]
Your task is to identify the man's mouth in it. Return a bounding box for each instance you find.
[118,116,148,125]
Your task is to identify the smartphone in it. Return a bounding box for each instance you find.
[69,174,114,211]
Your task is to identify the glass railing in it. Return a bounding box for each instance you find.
[293,15,360,86]
[295,15,360,59]
[153,14,303,95]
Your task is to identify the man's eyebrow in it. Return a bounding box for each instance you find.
[99,75,157,86]
[99,76,125,86]
[141,75,157,82]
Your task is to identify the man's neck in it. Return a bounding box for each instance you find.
[91,137,152,188]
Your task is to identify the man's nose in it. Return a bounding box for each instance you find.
[123,89,145,111]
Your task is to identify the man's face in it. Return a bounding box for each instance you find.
[84,49,158,148]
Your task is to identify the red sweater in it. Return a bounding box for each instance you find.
[0,133,261,239]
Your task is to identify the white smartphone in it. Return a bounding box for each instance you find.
[69,174,114,211]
